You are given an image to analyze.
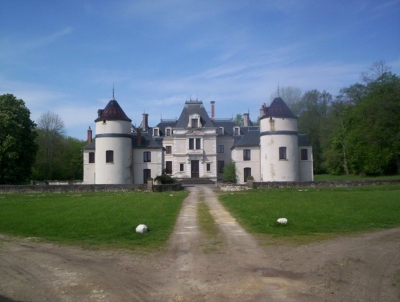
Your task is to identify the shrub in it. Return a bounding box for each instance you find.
[222,162,237,183]
[154,174,177,184]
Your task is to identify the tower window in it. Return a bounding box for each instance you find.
[218,145,224,153]
[106,150,113,163]
[279,147,287,160]
[166,146,172,154]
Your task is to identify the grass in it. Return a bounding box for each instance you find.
[314,174,400,181]
[0,190,188,250]
[219,185,400,244]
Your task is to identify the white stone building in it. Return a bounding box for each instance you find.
[83,96,313,184]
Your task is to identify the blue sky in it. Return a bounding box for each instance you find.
[1,0,399,140]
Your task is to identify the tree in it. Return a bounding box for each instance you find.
[361,60,391,84]
[271,86,303,115]
[234,114,243,126]
[34,111,65,180]
[0,94,37,184]
[222,161,237,183]
[297,90,331,174]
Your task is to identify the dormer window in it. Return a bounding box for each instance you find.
[218,127,224,135]
[234,127,240,135]
[166,128,171,136]
[153,128,159,137]
[188,114,201,128]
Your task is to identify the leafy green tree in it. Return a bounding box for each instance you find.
[222,161,237,183]
[0,94,37,184]
[297,90,331,174]
[234,114,243,126]
[345,72,400,175]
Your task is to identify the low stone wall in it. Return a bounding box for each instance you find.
[0,184,147,194]
[0,182,185,194]
[217,179,400,191]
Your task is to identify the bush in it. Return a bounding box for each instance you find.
[154,174,178,184]
[222,162,237,183]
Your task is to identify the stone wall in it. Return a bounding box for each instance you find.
[217,179,400,191]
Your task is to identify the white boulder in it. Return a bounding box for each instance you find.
[277,218,288,225]
[136,224,148,234]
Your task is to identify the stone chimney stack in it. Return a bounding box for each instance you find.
[259,103,267,118]
[243,113,249,127]
[142,113,148,131]
[210,101,215,120]
[87,126,92,144]
[137,128,142,147]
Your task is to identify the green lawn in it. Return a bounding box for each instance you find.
[220,185,400,243]
[0,191,188,250]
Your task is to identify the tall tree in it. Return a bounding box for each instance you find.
[0,94,37,184]
[234,114,243,126]
[361,60,391,84]
[297,90,331,174]
[35,111,65,180]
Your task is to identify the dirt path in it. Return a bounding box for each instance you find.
[1,185,400,301]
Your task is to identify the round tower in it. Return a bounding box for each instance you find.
[94,99,132,184]
[260,97,299,181]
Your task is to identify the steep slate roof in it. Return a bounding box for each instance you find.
[233,130,260,147]
[175,101,214,128]
[132,129,163,148]
[95,100,132,122]
[261,97,298,119]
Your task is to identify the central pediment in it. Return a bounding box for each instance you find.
[185,130,205,136]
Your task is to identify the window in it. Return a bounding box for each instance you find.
[143,151,151,162]
[165,161,172,174]
[218,160,225,173]
[106,150,113,163]
[218,127,224,134]
[143,169,151,184]
[89,152,95,163]
[244,167,252,182]
[189,138,201,150]
[166,128,171,136]
[279,147,287,160]
[191,118,198,128]
[166,146,172,154]
[243,149,251,161]
[218,145,224,153]
[234,127,239,135]
[301,149,308,160]
[206,163,211,172]
[180,163,184,172]
[153,128,159,136]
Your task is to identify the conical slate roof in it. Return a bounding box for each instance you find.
[95,100,131,122]
[262,97,297,119]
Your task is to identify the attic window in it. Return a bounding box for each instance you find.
[191,118,198,128]
[153,128,159,136]
[218,127,224,134]
[166,128,171,136]
[234,127,240,135]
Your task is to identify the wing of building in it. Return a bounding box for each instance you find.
[83,97,313,184]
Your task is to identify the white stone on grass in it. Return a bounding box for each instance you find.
[136,224,148,234]
[277,218,288,225]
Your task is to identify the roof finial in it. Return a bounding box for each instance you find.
[277,82,280,96]
[112,83,115,100]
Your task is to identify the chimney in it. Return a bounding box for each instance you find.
[210,101,215,120]
[137,128,142,147]
[142,113,148,131]
[243,113,249,127]
[259,103,266,118]
[87,126,92,144]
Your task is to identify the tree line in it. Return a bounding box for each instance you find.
[0,94,85,184]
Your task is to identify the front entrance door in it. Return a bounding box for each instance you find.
[191,160,199,178]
